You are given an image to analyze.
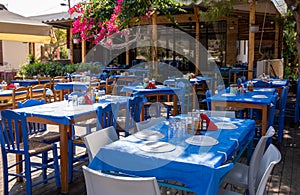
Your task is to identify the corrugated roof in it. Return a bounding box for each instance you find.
[175,0,287,15]
[30,12,79,29]
[271,0,287,15]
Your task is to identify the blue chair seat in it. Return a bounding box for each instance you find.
[18,99,60,144]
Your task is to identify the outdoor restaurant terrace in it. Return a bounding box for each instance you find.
[0,0,299,194]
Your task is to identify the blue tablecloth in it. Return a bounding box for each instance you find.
[14,96,129,125]
[11,79,62,87]
[207,90,278,106]
[109,75,139,79]
[252,88,276,93]
[89,117,255,195]
[250,79,288,88]
[163,77,212,86]
[54,82,88,92]
[121,85,181,96]
[10,79,39,87]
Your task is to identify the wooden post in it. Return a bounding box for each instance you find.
[274,11,280,59]
[69,25,74,64]
[194,6,200,75]
[81,40,86,63]
[126,34,130,66]
[41,45,45,59]
[248,0,256,79]
[0,41,3,66]
[152,12,158,76]
[28,43,35,57]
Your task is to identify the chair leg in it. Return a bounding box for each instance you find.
[24,154,32,195]
[41,151,48,182]
[68,139,74,183]
[52,144,61,188]
[278,118,284,143]
[2,152,9,195]
[166,106,171,119]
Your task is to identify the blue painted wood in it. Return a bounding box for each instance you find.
[0,110,60,195]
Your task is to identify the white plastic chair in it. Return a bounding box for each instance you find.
[218,144,281,195]
[82,165,161,195]
[83,126,119,162]
[222,126,275,195]
[136,117,166,132]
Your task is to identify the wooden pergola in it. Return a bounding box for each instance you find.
[39,0,286,80]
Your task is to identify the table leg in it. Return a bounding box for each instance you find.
[141,104,145,121]
[59,124,69,193]
[16,154,23,182]
[173,94,178,116]
[60,90,64,101]
[261,106,268,136]
[192,84,197,109]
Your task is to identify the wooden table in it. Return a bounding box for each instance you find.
[121,85,180,120]
[14,97,129,193]
[208,91,278,135]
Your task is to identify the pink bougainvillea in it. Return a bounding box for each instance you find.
[69,0,182,45]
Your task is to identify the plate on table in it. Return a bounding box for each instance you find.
[272,81,283,84]
[185,135,219,146]
[139,141,176,153]
[134,130,165,141]
[252,95,268,98]
[221,93,236,97]
[135,86,144,89]
[215,122,238,130]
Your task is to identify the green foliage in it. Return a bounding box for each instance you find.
[284,65,298,80]
[44,28,67,60]
[281,9,299,80]
[283,10,297,70]
[19,62,107,78]
[20,62,77,77]
[75,63,104,74]
[198,0,246,21]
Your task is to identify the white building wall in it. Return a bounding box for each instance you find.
[1,41,28,72]
[1,41,43,72]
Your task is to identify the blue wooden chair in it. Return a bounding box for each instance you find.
[273,86,289,142]
[17,98,60,144]
[96,103,118,129]
[163,79,190,118]
[252,96,277,139]
[0,110,61,195]
[68,103,118,183]
[124,96,143,136]
[116,96,143,136]
[205,90,212,110]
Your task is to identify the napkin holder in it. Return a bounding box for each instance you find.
[200,113,218,131]
[145,82,157,89]
[84,94,93,104]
